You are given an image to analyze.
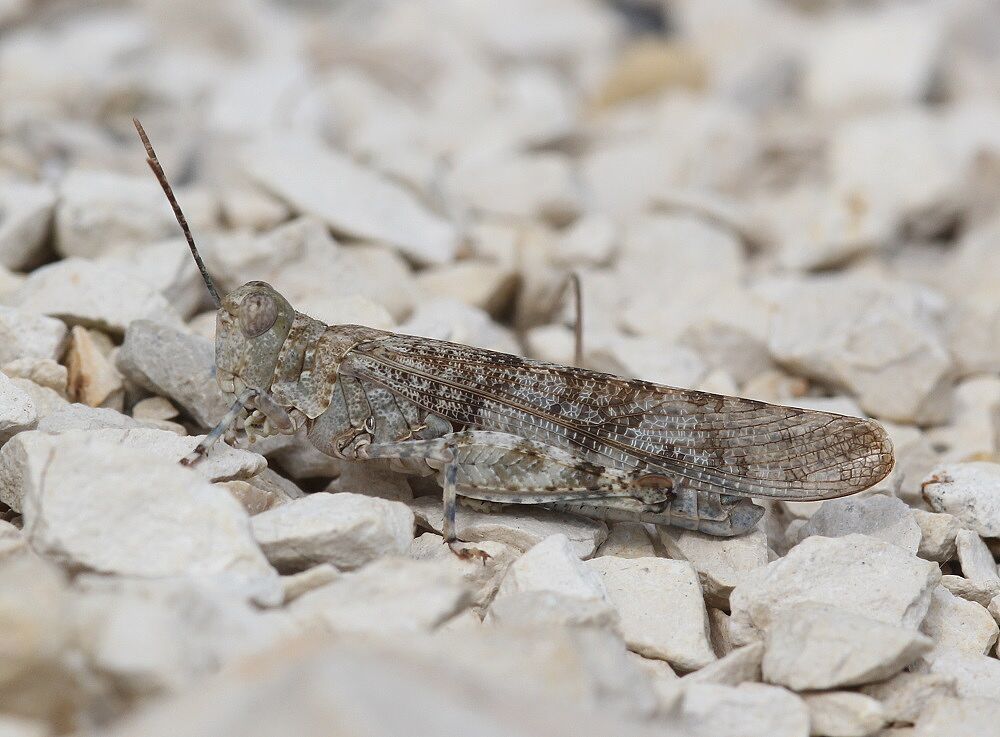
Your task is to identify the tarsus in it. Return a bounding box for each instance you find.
[132,117,222,307]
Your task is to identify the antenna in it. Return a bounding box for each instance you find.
[132,118,222,307]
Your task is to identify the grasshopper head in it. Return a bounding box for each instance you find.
[131,121,300,401]
[215,281,295,397]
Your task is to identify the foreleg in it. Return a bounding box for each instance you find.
[180,388,257,467]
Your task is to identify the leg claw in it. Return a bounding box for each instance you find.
[180,449,205,467]
[447,540,491,563]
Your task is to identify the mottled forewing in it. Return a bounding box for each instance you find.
[342,334,894,500]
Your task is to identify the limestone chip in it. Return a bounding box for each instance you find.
[487,535,615,629]
[801,691,886,737]
[243,136,457,266]
[682,643,763,686]
[914,697,1000,737]
[912,509,960,562]
[658,527,769,608]
[920,585,999,654]
[251,492,414,572]
[586,556,716,671]
[860,672,957,725]
[674,683,809,737]
[116,320,228,428]
[0,307,67,365]
[0,372,35,444]
[798,495,921,554]
[761,602,931,690]
[65,326,123,411]
[10,259,184,336]
[3,434,278,602]
[767,275,952,424]
[729,534,940,645]
[922,463,1000,537]
[0,180,55,271]
[288,558,471,635]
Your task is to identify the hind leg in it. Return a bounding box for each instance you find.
[359,430,655,559]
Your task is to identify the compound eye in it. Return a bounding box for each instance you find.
[238,293,277,338]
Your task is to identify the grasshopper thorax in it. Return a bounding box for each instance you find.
[215,281,295,397]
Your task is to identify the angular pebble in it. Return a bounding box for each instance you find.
[251,492,414,572]
[554,213,616,267]
[409,495,607,558]
[912,509,960,562]
[223,218,420,323]
[799,495,921,554]
[288,558,471,635]
[761,602,931,690]
[243,137,457,266]
[0,373,35,444]
[729,534,940,645]
[16,437,277,601]
[116,320,228,428]
[72,575,293,695]
[676,683,809,737]
[447,152,579,221]
[401,299,521,355]
[324,460,412,501]
[803,5,942,111]
[767,276,951,424]
[132,396,180,422]
[955,529,1000,588]
[54,170,193,258]
[65,326,123,410]
[415,261,518,317]
[8,378,68,419]
[658,527,769,608]
[628,652,682,716]
[0,180,55,271]
[10,259,184,336]
[36,404,141,432]
[97,630,665,737]
[279,563,339,604]
[940,574,1000,608]
[219,480,280,515]
[0,428,265,510]
[920,585,998,654]
[0,306,67,365]
[0,551,75,724]
[487,534,615,629]
[914,697,1000,737]
[419,626,659,719]
[586,556,716,671]
[596,522,656,559]
[922,463,1000,537]
[802,691,886,737]
[682,643,763,686]
[2,357,68,396]
[860,672,957,725]
[915,646,1000,700]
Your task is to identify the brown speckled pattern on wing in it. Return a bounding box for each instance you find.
[341,333,895,501]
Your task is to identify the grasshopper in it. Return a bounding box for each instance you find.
[134,119,894,558]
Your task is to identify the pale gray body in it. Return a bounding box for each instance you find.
[132,118,895,554]
[197,283,895,547]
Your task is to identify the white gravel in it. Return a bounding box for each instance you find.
[0,1,998,735]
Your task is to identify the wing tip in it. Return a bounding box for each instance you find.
[849,415,895,490]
